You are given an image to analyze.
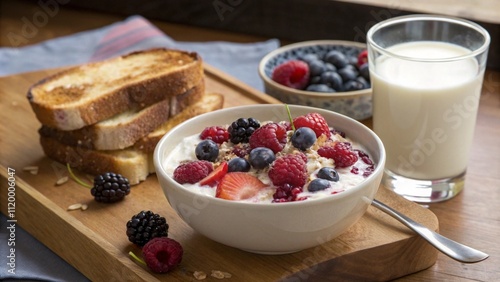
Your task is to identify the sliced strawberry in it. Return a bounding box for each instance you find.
[215,172,267,201]
[199,162,228,187]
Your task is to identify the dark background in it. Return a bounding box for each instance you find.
[53,0,500,69]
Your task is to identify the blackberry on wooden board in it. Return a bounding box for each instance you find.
[126,210,169,246]
[90,172,130,203]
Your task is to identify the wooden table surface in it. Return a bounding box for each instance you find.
[1,1,499,281]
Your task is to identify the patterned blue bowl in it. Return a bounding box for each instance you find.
[258,40,372,120]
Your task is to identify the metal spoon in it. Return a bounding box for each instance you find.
[371,199,489,263]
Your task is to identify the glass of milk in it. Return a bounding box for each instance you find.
[366,15,490,203]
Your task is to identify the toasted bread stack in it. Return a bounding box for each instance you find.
[27,48,224,185]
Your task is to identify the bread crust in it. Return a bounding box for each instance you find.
[38,83,206,150]
[28,48,203,130]
[40,136,149,185]
[134,92,224,153]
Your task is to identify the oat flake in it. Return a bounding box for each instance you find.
[193,271,207,280]
[211,270,225,279]
[23,166,39,175]
[56,176,69,186]
[67,203,82,211]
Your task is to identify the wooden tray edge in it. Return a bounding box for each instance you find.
[203,63,282,104]
[0,164,158,281]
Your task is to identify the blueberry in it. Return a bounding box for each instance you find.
[320,71,343,91]
[358,63,370,81]
[342,46,358,56]
[228,157,251,172]
[309,76,321,84]
[343,80,365,91]
[195,140,219,162]
[308,60,326,77]
[356,76,370,89]
[249,147,275,169]
[300,54,319,64]
[308,178,331,192]
[338,67,359,82]
[348,56,358,65]
[291,127,317,150]
[317,167,340,182]
[325,50,348,69]
[342,64,357,71]
[324,62,337,72]
[306,84,334,93]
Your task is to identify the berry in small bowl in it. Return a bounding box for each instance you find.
[259,40,372,120]
[154,105,385,254]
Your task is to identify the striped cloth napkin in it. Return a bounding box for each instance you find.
[0,15,278,282]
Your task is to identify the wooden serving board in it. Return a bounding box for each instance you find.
[0,65,438,281]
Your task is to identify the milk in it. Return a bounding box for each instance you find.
[371,41,484,180]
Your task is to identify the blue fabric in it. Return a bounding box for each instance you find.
[0,15,279,281]
[0,15,279,92]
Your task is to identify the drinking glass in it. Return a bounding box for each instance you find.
[366,14,490,203]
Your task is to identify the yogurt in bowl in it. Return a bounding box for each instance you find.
[154,104,385,254]
[164,118,375,204]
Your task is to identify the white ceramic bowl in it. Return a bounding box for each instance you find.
[259,40,372,120]
[154,105,385,254]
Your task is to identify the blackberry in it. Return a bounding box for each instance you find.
[90,172,130,203]
[228,117,260,144]
[126,210,169,247]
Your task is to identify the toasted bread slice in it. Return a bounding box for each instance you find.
[40,136,149,185]
[38,83,205,150]
[134,92,225,153]
[28,48,203,130]
[40,93,224,185]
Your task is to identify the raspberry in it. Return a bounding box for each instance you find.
[142,237,183,273]
[126,211,169,246]
[232,143,251,157]
[200,126,229,144]
[293,113,331,138]
[357,49,368,68]
[90,172,130,203]
[249,123,287,153]
[173,160,213,184]
[318,142,358,168]
[268,153,308,188]
[272,184,303,203]
[331,128,346,138]
[355,149,375,177]
[228,117,260,144]
[280,121,292,131]
[272,60,310,90]
[355,149,373,165]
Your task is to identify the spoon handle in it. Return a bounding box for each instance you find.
[371,199,489,263]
